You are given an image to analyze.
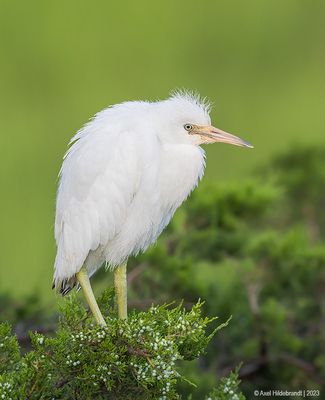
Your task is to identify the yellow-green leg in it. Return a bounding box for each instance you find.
[76,266,106,326]
[114,263,127,320]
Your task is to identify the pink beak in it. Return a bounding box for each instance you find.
[203,126,253,148]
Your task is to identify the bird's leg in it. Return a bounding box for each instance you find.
[76,266,106,326]
[114,263,127,320]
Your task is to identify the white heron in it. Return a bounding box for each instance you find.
[53,91,252,326]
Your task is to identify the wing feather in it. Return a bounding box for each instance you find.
[53,115,139,289]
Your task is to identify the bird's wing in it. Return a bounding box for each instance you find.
[53,118,140,289]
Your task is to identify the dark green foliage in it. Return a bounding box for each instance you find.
[125,145,325,397]
[0,292,242,399]
[2,145,325,398]
[263,144,325,241]
[0,292,46,325]
[0,323,20,374]
[204,368,245,400]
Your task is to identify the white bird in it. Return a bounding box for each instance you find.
[53,91,252,326]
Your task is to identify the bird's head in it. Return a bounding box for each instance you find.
[154,91,253,148]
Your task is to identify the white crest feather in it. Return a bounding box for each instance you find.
[169,88,212,115]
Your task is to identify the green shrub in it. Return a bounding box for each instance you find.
[0,291,244,399]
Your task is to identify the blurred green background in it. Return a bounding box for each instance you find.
[0,0,324,302]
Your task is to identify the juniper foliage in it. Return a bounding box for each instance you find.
[126,146,325,395]
[2,145,324,398]
[0,292,244,399]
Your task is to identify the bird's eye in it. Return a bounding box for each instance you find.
[184,124,193,132]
